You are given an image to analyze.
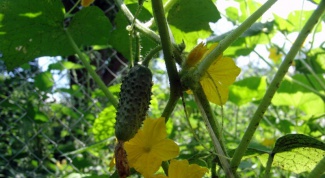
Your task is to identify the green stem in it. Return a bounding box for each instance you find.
[193,84,232,177]
[195,0,277,79]
[142,45,162,67]
[230,0,325,173]
[152,0,182,118]
[307,155,325,178]
[65,29,118,108]
[161,94,180,122]
[263,153,274,178]
[65,0,81,18]
[115,0,161,43]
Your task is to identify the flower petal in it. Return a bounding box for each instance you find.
[142,118,167,146]
[81,0,95,7]
[168,159,189,178]
[185,42,208,67]
[151,139,180,161]
[201,56,241,105]
[201,77,228,105]
[188,164,209,178]
[132,152,162,177]
[168,160,209,178]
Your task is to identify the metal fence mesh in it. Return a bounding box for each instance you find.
[0,1,127,177]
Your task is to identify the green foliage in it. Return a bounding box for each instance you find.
[0,0,112,70]
[92,105,116,141]
[229,76,267,105]
[260,134,325,174]
[168,0,220,51]
[1,0,325,177]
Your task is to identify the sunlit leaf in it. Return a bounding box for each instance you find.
[259,134,325,174]
[167,0,220,51]
[34,71,54,91]
[92,105,116,141]
[272,74,325,116]
[229,76,267,106]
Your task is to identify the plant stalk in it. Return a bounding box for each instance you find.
[230,0,325,173]
[152,0,182,121]
[65,29,118,108]
[115,0,161,43]
[195,0,277,79]
[193,84,233,178]
[263,153,274,178]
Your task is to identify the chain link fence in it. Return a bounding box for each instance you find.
[0,1,129,177]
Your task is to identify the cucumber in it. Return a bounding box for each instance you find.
[115,64,153,141]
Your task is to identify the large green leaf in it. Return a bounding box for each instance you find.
[229,76,267,106]
[275,10,322,32]
[167,0,220,51]
[272,74,325,116]
[259,134,325,174]
[0,0,112,70]
[68,6,113,46]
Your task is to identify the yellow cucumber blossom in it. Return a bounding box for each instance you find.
[150,159,209,178]
[268,47,282,63]
[185,42,241,105]
[124,118,179,177]
[81,0,95,7]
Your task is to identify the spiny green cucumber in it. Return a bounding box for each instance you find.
[115,64,153,141]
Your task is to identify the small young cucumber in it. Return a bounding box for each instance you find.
[115,65,153,141]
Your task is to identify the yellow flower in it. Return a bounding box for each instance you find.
[124,118,180,177]
[81,0,95,7]
[185,43,241,105]
[268,47,282,63]
[150,159,209,178]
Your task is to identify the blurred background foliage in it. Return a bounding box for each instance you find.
[0,0,324,177]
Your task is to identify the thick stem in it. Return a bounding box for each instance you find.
[193,84,232,177]
[152,0,182,119]
[195,0,277,79]
[65,29,118,108]
[230,0,325,173]
[161,94,180,122]
[263,153,274,178]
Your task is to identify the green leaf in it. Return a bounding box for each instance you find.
[167,0,220,51]
[275,10,322,32]
[0,0,112,70]
[0,0,66,70]
[273,92,324,115]
[272,74,325,116]
[226,7,239,23]
[168,0,220,32]
[92,105,116,141]
[68,6,112,46]
[34,71,54,91]
[237,0,261,23]
[287,10,322,32]
[229,76,267,106]
[260,134,325,174]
